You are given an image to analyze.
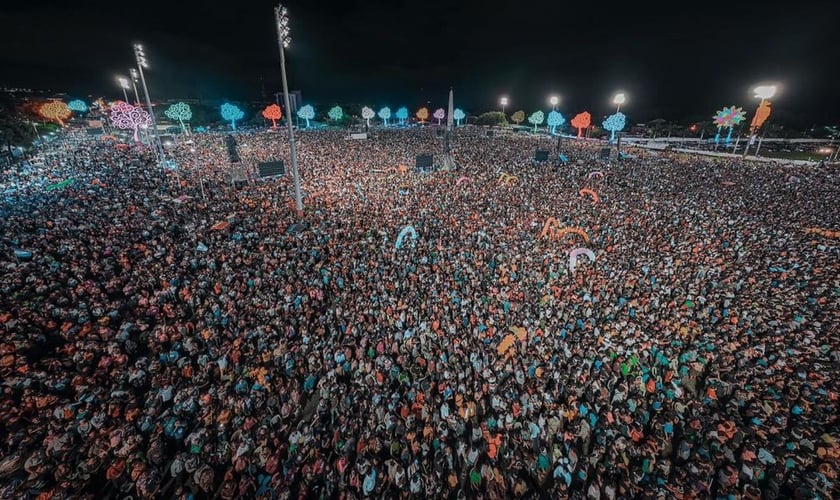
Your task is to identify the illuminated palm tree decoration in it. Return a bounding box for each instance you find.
[712,109,727,144]
[726,106,746,143]
[712,106,747,144]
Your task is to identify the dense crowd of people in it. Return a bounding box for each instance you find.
[1,126,838,499]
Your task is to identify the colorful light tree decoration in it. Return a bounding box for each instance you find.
[220,103,245,130]
[527,110,545,131]
[328,105,344,122]
[571,112,591,138]
[39,101,72,126]
[433,108,445,125]
[712,108,727,143]
[378,107,391,126]
[511,110,525,126]
[453,108,465,126]
[109,101,151,142]
[67,99,88,113]
[165,102,192,134]
[394,107,408,125]
[547,110,565,134]
[262,104,283,128]
[298,105,315,128]
[727,107,747,143]
[416,107,429,123]
[361,106,375,127]
[712,106,747,144]
[602,112,626,140]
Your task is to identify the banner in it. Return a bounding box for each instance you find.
[45,179,74,192]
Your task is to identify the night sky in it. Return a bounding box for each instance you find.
[1,0,838,126]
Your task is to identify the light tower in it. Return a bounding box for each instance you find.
[129,68,141,105]
[275,4,303,213]
[132,43,168,178]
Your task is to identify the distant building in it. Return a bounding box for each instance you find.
[273,90,302,115]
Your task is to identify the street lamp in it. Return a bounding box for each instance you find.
[117,76,130,102]
[549,95,559,110]
[613,92,626,113]
[500,96,508,115]
[275,4,303,213]
[129,68,141,105]
[742,84,777,158]
[133,43,171,182]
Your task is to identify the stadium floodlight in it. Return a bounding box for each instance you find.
[613,92,626,112]
[753,85,777,100]
[116,76,130,102]
[132,42,171,184]
[274,3,302,212]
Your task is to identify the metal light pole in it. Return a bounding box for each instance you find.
[613,92,626,114]
[613,93,626,158]
[275,4,303,213]
[117,76,130,103]
[129,69,141,105]
[133,43,175,185]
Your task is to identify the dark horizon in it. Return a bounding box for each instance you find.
[2,0,838,127]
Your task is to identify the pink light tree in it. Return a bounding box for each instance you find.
[433,108,445,125]
[109,101,151,142]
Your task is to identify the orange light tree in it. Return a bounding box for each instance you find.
[262,104,283,128]
[40,101,72,126]
[416,107,429,123]
[571,112,591,138]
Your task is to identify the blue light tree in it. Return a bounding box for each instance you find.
[220,103,244,130]
[165,102,192,134]
[327,105,344,122]
[547,110,565,134]
[602,112,626,141]
[453,108,465,126]
[528,111,545,132]
[395,107,409,125]
[378,107,391,126]
[298,104,315,128]
[67,99,88,113]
